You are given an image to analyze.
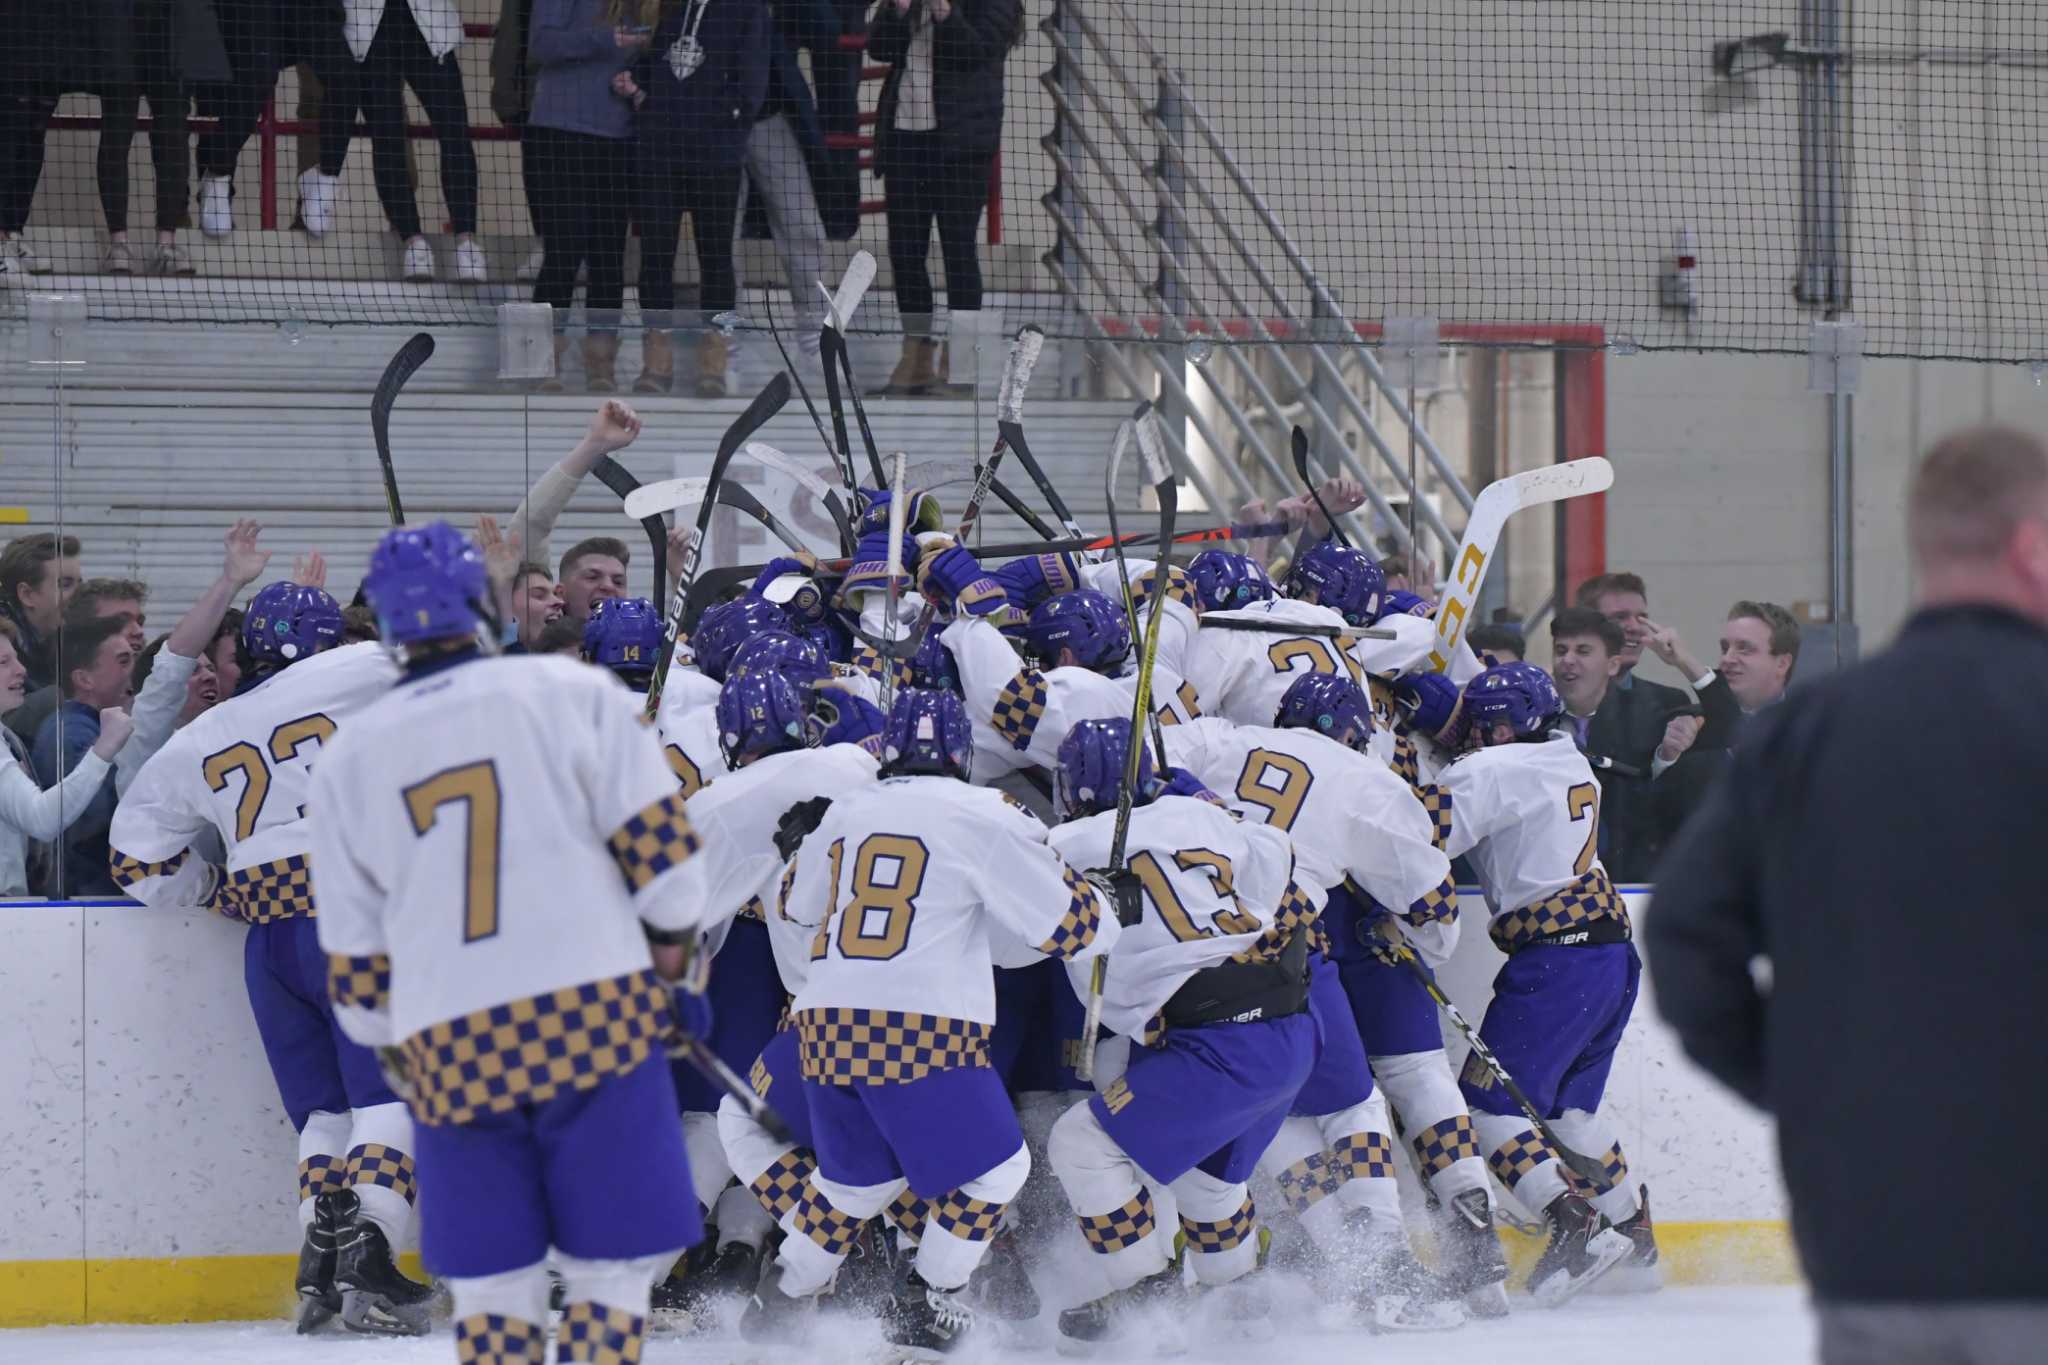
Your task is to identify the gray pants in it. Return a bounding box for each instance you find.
[1819,1302,2048,1365]
[736,114,828,338]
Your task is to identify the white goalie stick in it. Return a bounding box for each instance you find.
[817,251,880,488]
[1426,457,1615,673]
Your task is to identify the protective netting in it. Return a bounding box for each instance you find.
[1,1,2042,361]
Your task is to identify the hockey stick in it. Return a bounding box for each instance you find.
[1077,410,1178,1084]
[989,474,1062,541]
[643,373,793,720]
[1427,457,1614,673]
[876,452,910,710]
[741,441,856,557]
[370,331,435,527]
[1373,923,1612,1188]
[1100,401,1157,672]
[762,294,843,482]
[1291,425,1351,548]
[816,252,880,488]
[1001,351,1092,548]
[1205,617,1394,640]
[716,480,810,558]
[675,1036,791,1144]
[589,457,677,618]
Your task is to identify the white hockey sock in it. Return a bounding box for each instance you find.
[1550,1108,1640,1223]
[682,1110,735,1218]
[1169,1168,1260,1286]
[715,1182,776,1251]
[345,1101,416,1245]
[447,1262,549,1363]
[1371,1049,1490,1202]
[1471,1110,1569,1213]
[554,1251,676,1361]
[717,1093,809,1228]
[775,1172,900,1299]
[1048,1101,1171,1292]
[913,1143,1030,1291]
[1257,1115,1351,1246]
[296,1110,352,1226]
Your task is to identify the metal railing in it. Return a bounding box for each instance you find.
[1039,0,1472,559]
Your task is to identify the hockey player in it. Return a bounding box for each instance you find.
[1421,660,1653,1304]
[1043,718,1317,1352]
[762,688,1115,1357]
[306,523,711,1365]
[108,581,428,1336]
[1162,673,1502,1327]
[1177,548,1366,726]
[656,596,792,794]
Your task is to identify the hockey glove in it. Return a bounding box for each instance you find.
[1393,670,1462,739]
[1357,896,1410,968]
[1086,867,1146,928]
[669,978,714,1045]
[834,528,922,610]
[1381,589,1435,619]
[811,689,887,754]
[1157,765,1227,807]
[856,487,946,537]
[917,544,1011,620]
[990,550,1082,608]
[751,553,829,623]
[775,795,836,861]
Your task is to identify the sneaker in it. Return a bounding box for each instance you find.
[150,242,196,276]
[4,235,52,274]
[454,237,487,284]
[0,246,24,286]
[884,1266,975,1360]
[1528,1192,1630,1308]
[401,237,436,283]
[516,244,545,281]
[103,241,134,275]
[198,174,234,237]
[298,169,338,238]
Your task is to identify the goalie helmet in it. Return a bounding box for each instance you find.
[1284,540,1386,627]
[581,596,664,685]
[1055,717,1155,821]
[242,580,346,668]
[1274,672,1375,751]
[690,597,789,683]
[360,521,488,650]
[1460,661,1565,742]
[716,668,813,767]
[1016,589,1130,673]
[1186,550,1277,612]
[727,629,831,686]
[880,688,974,781]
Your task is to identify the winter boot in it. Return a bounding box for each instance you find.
[1528,1191,1629,1308]
[332,1189,434,1336]
[932,341,975,398]
[884,1264,976,1360]
[695,332,731,397]
[635,328,674,393]
[539,335,569,393]
[293,1192,345,1334]
[871,335,938,397]
[1439,1187,1511,1318]
[583,332,620,393]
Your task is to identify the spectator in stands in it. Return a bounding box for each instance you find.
[0,619,132,898]
[131,639,218,730]
[1650,601,1802,851]
[0,534,82,695]
[489,0,548,283]
[556,536,630,625]
[8,578,149,757]
[31,616,136,897]
[614,0,768,396]
[1574,570,1709,777]
[312,0,488,283]
[807,0,867,240]
[525,0,645,393]
[866,0,1021,397]
[1378,551,1414,596]
[734,0,843,370]
[1549,607,1665,881]
[0,1,61,281]
[1466,622,1524,664]
[1549,608,1624,750]
[510,561,560,649]
[208,609,244,697]
[341,604,382,643]
[193,0,351,240]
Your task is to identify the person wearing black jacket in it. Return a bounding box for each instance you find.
[1648,424,2048,1363]
[866,0,1021,397]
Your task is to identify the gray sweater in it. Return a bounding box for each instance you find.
[529,0,636,141]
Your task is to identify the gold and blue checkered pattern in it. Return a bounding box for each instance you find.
[1036,866,1104,958]
[1078,1189,1156,1253]
[850,641,914,692]
[1240,879,1326,962]
[1274,1149,1348,1214]
[346,1143,417,1205]
[932,1192,1005,1242]
[109,845,190,891]
[1417,785,1455,851]
[1180,1196,1257,1254]
[1571,1141,1629,1196]
[1334,1131,1394,1181]
[1488,1130,1557,1191]
[401,971,670,1125]
[887,1187,930,1240]
[1131,565,1198,614]
[454,1312,546,1364]
[327,953,392,1013]
[1410,1115,1480,1177]
[1488,871,1630,953]
[793,1180,862,1255]
[606,791,701,894]
[1392,734,1421,789]
[297,1153,343,1202]
[795,1008,990,1085]
[989,668,1050,751]
[748,1149,813,1220]
[1403,876,1460,927]
[558,1300,646,1364]
[209,853,315,924]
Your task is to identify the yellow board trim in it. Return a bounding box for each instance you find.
[1,1251,432,1329]
[1499,1218,1798,1289]
[0,509,29,525]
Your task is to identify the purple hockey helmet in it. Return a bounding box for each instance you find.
[880,687,974,780]
[1283,540,1386,627]
[1055,717,1155,821]
[1016,589,1131,673]
[727,629,831,686]
[716,668,814,767]
[1186,550,1277,612]
[582,596,665,683]
[907,625,961,694]
[242,581,346,668]
[1460,661,1565,741]
[1274,671,1375,751]
[691,597,790,683]
[361,521,488,649]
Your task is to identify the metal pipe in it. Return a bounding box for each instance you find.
[1830,389,1853,632]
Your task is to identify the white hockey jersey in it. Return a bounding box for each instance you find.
[1179,597,1366,728]
[307,655,707,1124]
[1422,733,1628,952]
[780,775,1112,1080]
[1350,610,1484,686]
[675,742,880,997]
[109,642,401,916]
[941,616,1198,782]
[1046,796,1296,1041]
[1162,718,1459,960]
[1082,558,1201,683]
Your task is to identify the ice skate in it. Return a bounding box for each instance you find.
[1055,1255,1190,1357]
[1528,1191,1630,1308]
[737,1250,817,1345]
[1439,1188,1511,1318]
[883,1264,977,1361]
[292,1192,344,1334]
[653,1236,762,1327]
[963,1225,1040,1321]
[832,1216,899,1313]
[1598,1183,1666,1293]
[331,1190,434,1335]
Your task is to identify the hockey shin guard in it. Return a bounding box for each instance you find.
[1048,1101,1171,1291]
[913,1142,1030,1291]
[447,1263,550,1364]
[1372,1049,1489,1203]
[298,1110,352,1224]
[344,1101,417,1244]
[1549,1108,1639,1224]
[554,1252,674,1363]
[1169,1168,1261,1286]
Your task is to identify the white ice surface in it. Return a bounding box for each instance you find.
[3,1286,1815,1364]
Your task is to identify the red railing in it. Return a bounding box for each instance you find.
[48,25,1000,243]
